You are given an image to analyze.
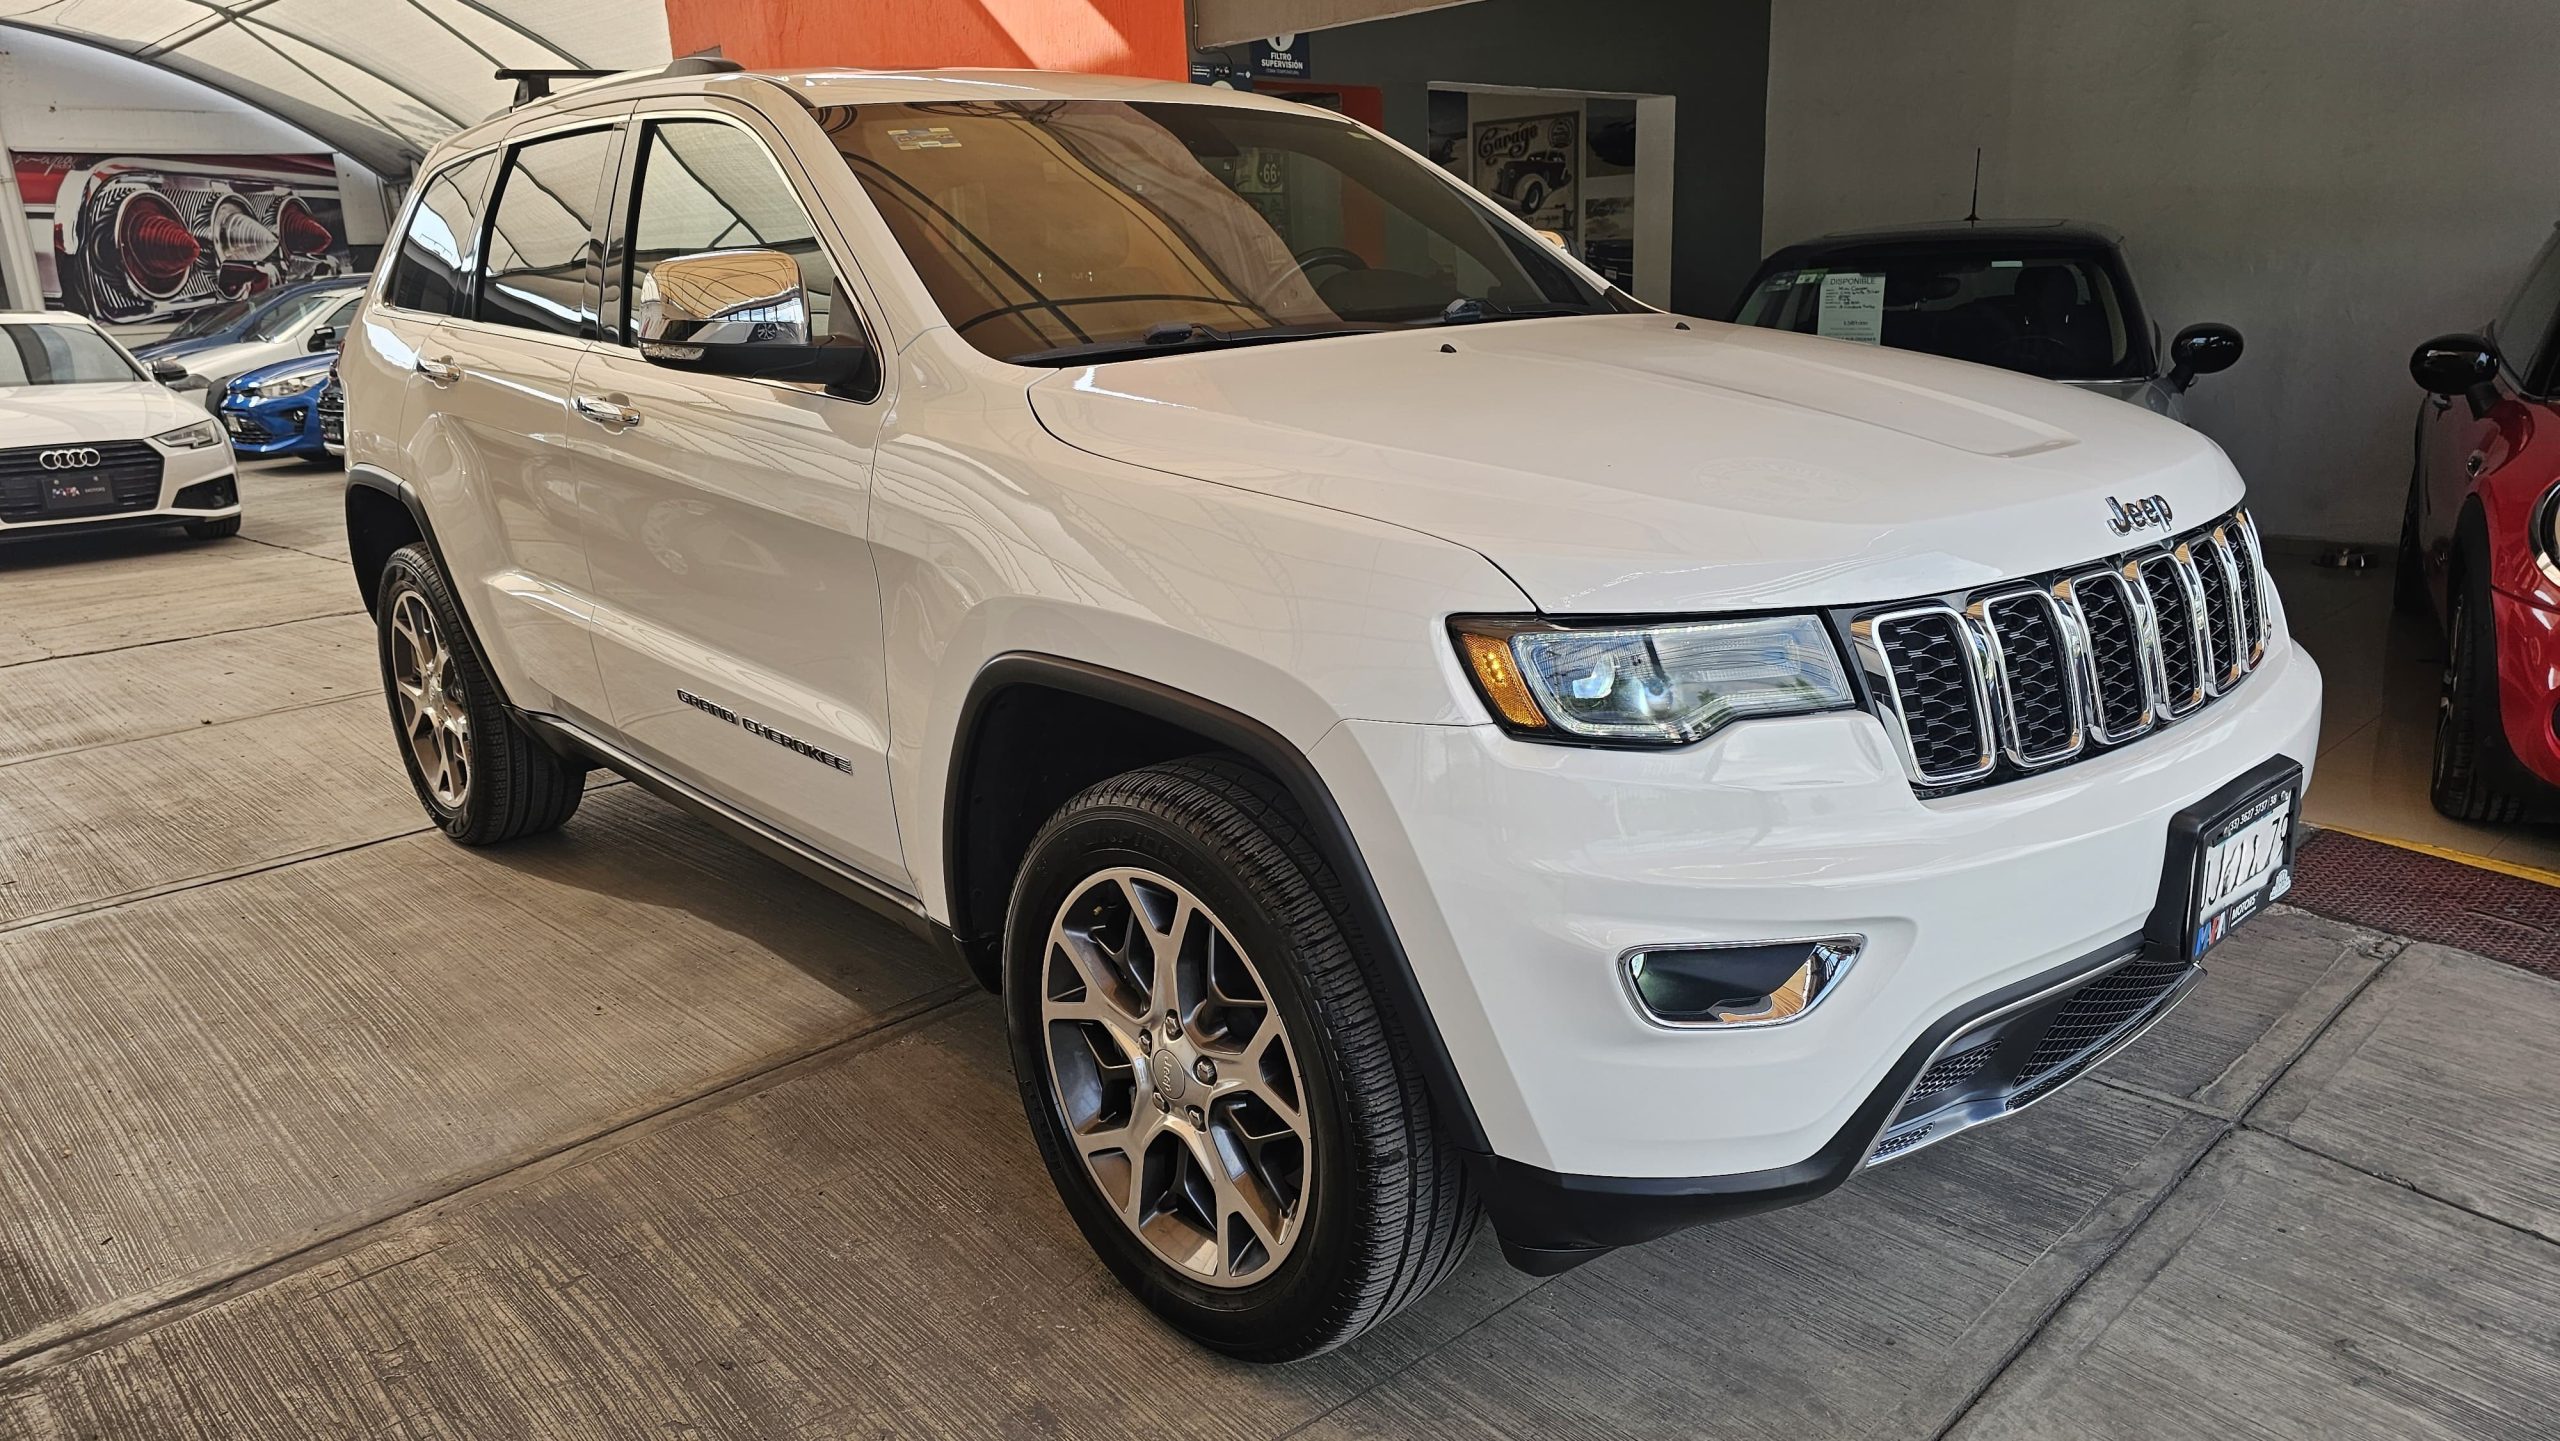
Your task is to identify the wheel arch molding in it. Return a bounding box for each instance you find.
[345,466,517,718]
[943,651,1492,1155]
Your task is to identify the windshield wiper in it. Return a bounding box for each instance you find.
[1433,297,1599,326]
[1006,322,1380,367]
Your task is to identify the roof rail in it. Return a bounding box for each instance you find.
[496,67,615,106]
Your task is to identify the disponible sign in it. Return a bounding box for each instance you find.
[1251,33,1312,80]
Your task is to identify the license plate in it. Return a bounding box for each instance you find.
[42,474,111,511]
[2175,768,2299,959]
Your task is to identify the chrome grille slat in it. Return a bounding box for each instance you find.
[1860,507,2268,794]
[1974,589,2084,767]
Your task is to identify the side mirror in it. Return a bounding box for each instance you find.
[306,326,338,353]
[634,248,875,398]
[149,358,189,385]
[2411,332,2501,419]
[2167,323,2243,392]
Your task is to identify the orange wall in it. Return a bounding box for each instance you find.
[666,0,1189,80]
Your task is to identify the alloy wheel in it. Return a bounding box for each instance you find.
[1039,867,1314,1287]
[389,589,472,809]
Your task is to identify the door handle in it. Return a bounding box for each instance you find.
[415,355,461,385]
[571,394,641,430]
[2467,450,2486,476]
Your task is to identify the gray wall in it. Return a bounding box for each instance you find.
[1295,0,1772,318]
[1764,0,2560,545]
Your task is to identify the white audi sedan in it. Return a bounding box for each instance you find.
[0,311,240,541]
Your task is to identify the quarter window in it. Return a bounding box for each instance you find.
[480,128,618,338]
[384,151,496,317]
[625,119,837,342]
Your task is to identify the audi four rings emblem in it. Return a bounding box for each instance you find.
[39,448,102,470]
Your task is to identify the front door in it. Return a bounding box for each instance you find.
[571,106,907,888]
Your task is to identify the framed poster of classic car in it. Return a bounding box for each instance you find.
[14,152,355,328]
[1470,112,1578,248]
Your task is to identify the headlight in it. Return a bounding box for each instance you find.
[1451,614,1855,745]
[238,374,317,400]
[153,419,226,449]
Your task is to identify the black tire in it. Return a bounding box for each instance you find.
[1004,757,1477,1362]
[184,514,242,541]
[2394,463,2430,616]
[375,543,584,844]
[2431,553,2551,823]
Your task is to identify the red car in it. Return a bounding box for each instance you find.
[2404,225,2560,820]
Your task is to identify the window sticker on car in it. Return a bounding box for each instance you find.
[887,127,962,150]
[1817,271,1885,345]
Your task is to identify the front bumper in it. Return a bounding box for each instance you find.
[0,436,239,536]
[1316,634,2321,1250]
[2489,585,2560,791]
[218,387,327,457]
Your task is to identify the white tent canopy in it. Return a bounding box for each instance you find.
[0,0,673,177]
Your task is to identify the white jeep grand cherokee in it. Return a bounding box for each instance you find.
[343,61,2322,1360]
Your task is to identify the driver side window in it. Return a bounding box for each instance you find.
[624,119,838,344]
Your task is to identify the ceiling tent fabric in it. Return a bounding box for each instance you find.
[0,0,674,176]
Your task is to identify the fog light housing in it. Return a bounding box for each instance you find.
[1622,936,1862,1029]
[174,476,237,510]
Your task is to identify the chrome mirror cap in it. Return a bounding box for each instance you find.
[634,248,810,356]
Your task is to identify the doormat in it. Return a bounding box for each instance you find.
[2284,828,2560,981]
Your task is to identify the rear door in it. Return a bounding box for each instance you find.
[411,112,628,721]
[361,147,496,526]
[568,99,907,887]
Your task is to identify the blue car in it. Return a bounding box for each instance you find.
[216,352,335,462]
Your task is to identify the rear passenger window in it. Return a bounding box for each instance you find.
[479,128,618,338]
[385,151,495,316]
[625,120,838,342]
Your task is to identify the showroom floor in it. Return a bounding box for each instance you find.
[0,463,2555,1438]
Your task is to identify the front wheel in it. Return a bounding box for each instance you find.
[1005,758,1477,1361]
[2431,564,2554,824]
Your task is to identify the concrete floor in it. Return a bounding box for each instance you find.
[0,462,2556,1437]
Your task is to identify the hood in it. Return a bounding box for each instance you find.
[230,353,333,392]
[135,334,232,361]
[0,382,207,445]
[167,340,274,376]
[1026,315,2244,613]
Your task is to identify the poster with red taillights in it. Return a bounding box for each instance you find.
[15,152,353,326]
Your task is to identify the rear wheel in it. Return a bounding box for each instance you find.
[1005,758,1476,1361]
[375,543,585,844]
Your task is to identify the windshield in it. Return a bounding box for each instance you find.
[164,299,252,343]
[818,99,1613,363]
[0,322,141,385]
[246,288,355,342]
[1735,250,2151,381]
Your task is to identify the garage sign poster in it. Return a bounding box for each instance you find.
[14,152,354,327]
